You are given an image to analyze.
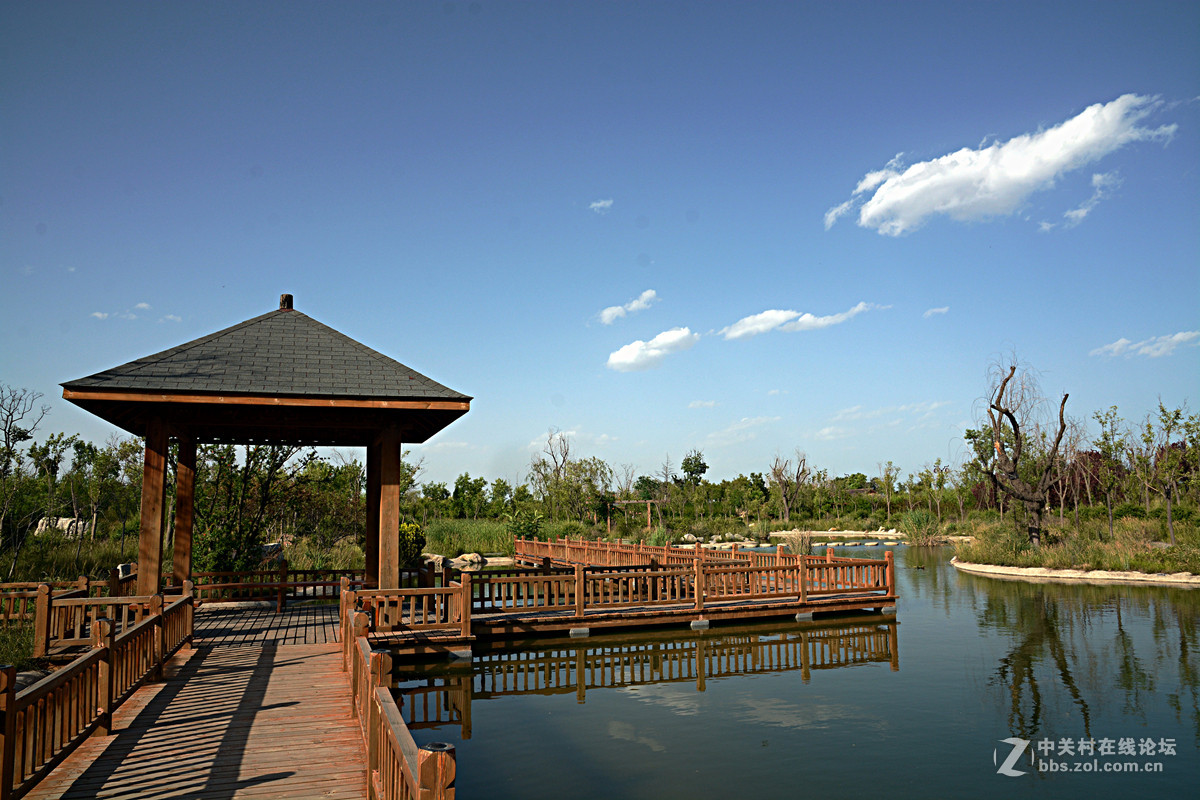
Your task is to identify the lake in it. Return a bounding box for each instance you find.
[389,546,1198,798]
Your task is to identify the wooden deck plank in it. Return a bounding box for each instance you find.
[24,640,366,800]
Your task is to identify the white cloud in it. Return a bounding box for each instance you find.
[599,289,658,325]
[826,94,1176,235]
[589,198,613,214]
[134,302,151,310]
[688,400,717,408]
[1061,171,1122,227]
[606,327,699,371]
[705,416,780,447]
[90,312,109,320]
[923,306,949,318]
[814,426,851,441]
[159,314,182,323]
[767,389,788,396]
[720,301,883,340]
[1090,331,1200,358]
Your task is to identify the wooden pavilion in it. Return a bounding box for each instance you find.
[61,294,470,593]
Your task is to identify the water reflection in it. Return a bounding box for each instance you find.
[389,617,899,740]
[957,562,1200,746]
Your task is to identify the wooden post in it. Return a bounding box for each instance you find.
[0,664,16,799]
[826,546,834,562]
[694,559,703,612]
[33,584,51,659]
[136,418,169,596]
[417,743,456,800]
[365,441,381,588]
[799,557,807,604]
[459,573,472,639]
[574,565,585,618]
[367,650,390,792]
[150,594,164,680]
[645,500,651,531]
[108,568,121,598]
[377,428,402,590]
[171,434,196,587]
[182,580,195,649]
[776,544,785,565]
[92,618,114,735]
[276,558,288,614]
[885,550,896,596]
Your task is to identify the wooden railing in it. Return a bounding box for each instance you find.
[29,588,175,659]
[347,631,455,799]
[0,587,194,800]
[183,562,369,611]
[469,551,894,618]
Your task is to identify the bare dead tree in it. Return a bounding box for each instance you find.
[769,450,809,524]
[985,364,1068,547]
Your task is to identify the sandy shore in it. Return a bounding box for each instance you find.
[951,557,1200,588]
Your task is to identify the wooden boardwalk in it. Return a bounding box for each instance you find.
[194,602,341,646]
[25,608,365,800]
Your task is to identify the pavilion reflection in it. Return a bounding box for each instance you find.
[389,617,899,739]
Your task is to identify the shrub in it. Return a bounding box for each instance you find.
[398,522,425,567]
[504,508,544,541]
[899,510,942,546]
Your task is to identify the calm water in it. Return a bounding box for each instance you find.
[390,547,1199,798]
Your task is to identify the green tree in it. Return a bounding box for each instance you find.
[1092,406,1125,540]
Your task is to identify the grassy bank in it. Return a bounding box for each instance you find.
[954,517,1200,574]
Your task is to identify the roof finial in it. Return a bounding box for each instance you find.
[280,294,293,310]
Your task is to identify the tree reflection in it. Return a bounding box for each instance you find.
[977,576,1200,742]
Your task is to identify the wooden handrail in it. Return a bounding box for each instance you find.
[346,632,455,799]
[0,585,193,800]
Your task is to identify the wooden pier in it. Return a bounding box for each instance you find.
[3,539,896,799]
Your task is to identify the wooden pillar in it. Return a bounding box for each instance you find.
[377,428,402,590]
[365,440,381,588]
[137,418,168,596]
[171,433,196,586]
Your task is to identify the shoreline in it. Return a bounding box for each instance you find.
[950,557,1200,588]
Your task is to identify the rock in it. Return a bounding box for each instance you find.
[683,533,698,543]
[423,553,448,571]
[461,552,485,564]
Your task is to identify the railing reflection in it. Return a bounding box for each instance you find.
[391,618,899,740]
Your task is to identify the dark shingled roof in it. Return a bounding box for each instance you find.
[62,299,471,445]
[63,307,470,402]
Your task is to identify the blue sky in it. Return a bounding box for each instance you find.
[3,1,1198,487]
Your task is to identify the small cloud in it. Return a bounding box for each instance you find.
[705,416,780,447]
[1090,331,1200,358]
[159,314,182,323]
[599,289,658,325]
[923,306,949,318]
[720,302,884,340]
[827,94,1175,235]
[589,198,613,214]
[606,327,699,371]
[134,302,151,310]
[688,400,717,409]
[66,266,76,273]
[1062,171,1122,228]
[814,426,851,441]
[767,389,788,396]
[91,312,109,320]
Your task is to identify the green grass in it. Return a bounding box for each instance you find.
[423,519,515,557]
[5,534,134,584]
[955,517,1200,574]
[0,624,38,671]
